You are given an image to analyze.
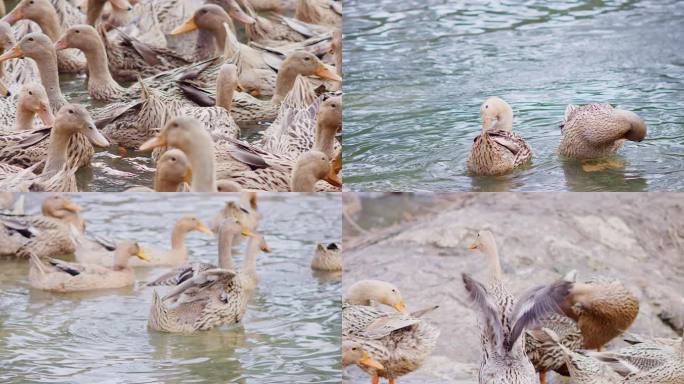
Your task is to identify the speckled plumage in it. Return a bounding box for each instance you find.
[558,104,647,159]
[526,313,582,377]
[591,337,683,383]
[0,211,77,258]
[467,129,532,176]
[342,303,439,381]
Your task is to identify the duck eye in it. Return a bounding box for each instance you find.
[75,30,80,34]
[68,109,74,114]
[171,157,176,161]
[304,57,310,61]
[485,105,489,109]
[28,37,34,42]
[391,289,396,293]
[28,91,33,95]
[29,0,34,4]
[330,104,337,108]
[352,347,357,351]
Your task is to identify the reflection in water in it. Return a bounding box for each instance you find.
[343,0,684,191]
[561,157,648,192]
[0,193,341,383]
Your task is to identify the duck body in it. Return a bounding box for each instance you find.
[0,212,77,258]
[589,337,683,382]
[342,303,439,382]
[310,242,340,271]
[467,130,532,175]
[28,240,148,292]
[525,313,582,379]
[559,104,647,159]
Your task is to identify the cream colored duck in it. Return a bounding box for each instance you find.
[541,328,623,384]
[0,104,109,191]
[466,230,573,384]
[342,280,438,384]
[3,0,86,73]
[147,221,258,333]
[76,215,213,267]
[84,0,132,26]
[0,21,40,91]
[295,0,341,28]
[0,83,54,131]
[290,150,341,192]
[140,116,218,192]
[29,240,149,292]
[467,97,532,176]
[1,194,83,258]
[210,193,261,235]
[559,104,647,159]
[342,340,385,371]
[310,242,340,271]
[214,93,342,191]
[125,149,192,192]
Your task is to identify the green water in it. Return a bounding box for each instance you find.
[343,0,684,192]
[0,193,342,383]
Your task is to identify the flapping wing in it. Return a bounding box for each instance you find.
[462,273,504,352]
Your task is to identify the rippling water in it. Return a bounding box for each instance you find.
[0,193,342,383]
[343,0,684,192]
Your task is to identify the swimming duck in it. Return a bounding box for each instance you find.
[3,0,86,73]
[1,194,83,258]
[0,83,54,131]
[310,242,340,271]
[467,97,532,176]
[76,214,213,267]
[342,340,385,371]
[0,104,109,191]
[564,276,640,351]
[559,104,647,159]
[541,328,623,384]
[466,230,573,384]
[0,21,41,90]
[342,279,439,384]
[125,148,192,192]
[289,150,341,191]
[147,221,263,333]
[29,240,149,292]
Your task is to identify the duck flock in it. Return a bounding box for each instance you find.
[0,0,342,192]
[342,230,683,384]
[0,192,342,332]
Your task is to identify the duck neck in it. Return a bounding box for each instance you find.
[34,11,62,42]
[14,105,36,131]
[272,65,299,104]
[86,0,106,25]
[81,37,121,94]
[290,168,316,192]
[42,129,71,176]
[493,108,513,131]
[217,229,236,270]
[170,225,189,251]
[241,236,259,283]
[35,51,66,112]
[187,141,216,192]
[483,245,503,283]
[216,74,234,113]
[314,121,336,158]
[209,24,227,57]
[112,248,131,271]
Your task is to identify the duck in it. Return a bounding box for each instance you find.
[171,2,255,60]
[242,0,297,13]
[290,150,341,191]
[467,97,532,176]
[210,193,261,235]
[125,148,191,192]
[3,0,86,73]
[563,276,640,351]
[466,230,573,384]
[310,242,341,271]
[558,104,647,159]
[1,194,83,258]
[84,0,133,26]
[76,214,214,267]
[588,336,683,379]
[147,222,270,289]
[147,221,260,333]
[342,340,385,371]
[140,116,218,192]
[342,279,439,384]
[0,83,54,131]
[541,328,623,384]
[0,104,109,191]
[28,240,149,292]
[214,93,342,191]
[295,0,341,28]
[239,0,328,46]
[0,21,40,91]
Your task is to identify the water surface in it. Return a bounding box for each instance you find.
[343,0,684,191]
[0,193,342,383]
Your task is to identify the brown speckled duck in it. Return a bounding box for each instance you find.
[467,97,532,176]
[559,104,647,159]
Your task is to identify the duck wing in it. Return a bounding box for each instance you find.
[147,261,217,286]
